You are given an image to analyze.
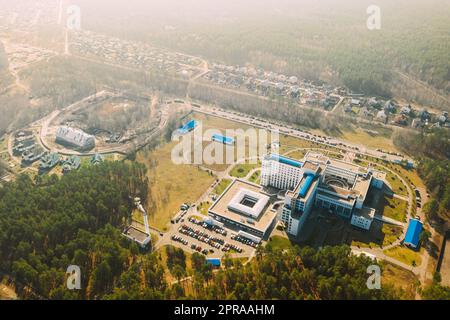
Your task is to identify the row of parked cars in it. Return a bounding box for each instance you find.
[231,235,259,248]
[222,243,242,253]
[415,189,422,208]
[189,217,228,236]
[179,225,222,249]
[171,235,188,246]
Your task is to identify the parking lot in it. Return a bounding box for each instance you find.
[166,214,258,258]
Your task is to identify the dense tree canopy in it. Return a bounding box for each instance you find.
[0,162,150,299]
[393,128,450,223]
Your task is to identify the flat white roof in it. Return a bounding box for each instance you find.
[228,188,269,219]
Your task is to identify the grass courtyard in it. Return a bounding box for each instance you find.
[384,170,408,197]
[379,195,408,222]
[366,190,408,222]
[351,222,403,248]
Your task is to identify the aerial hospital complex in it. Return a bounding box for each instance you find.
[208,150,386,242]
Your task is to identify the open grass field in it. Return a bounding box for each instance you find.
[278,135,327,154]
[440,238,450,287]
[282,149,306,159]
[381,224,404,246]
[0,138,7,152]
[384,245,423,267]
[340,128,399,153]
[189,112,270,172]
[266,235,293,252]
[380,261,419,299]
[229,162,260,178]
[393,165,426,190]
[136,142,215,231]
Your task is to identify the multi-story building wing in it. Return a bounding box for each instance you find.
[261,151,386,237]
[261,154,304,190]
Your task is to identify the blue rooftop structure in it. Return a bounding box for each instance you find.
[206,258,221,267]
[270,154,303,168]
[298,174,315,198]
[212,134,235,145]
[179,119,198,134]
[404,219,423,248]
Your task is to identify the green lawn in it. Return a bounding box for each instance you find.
[384,246,423,267]
[248,170,261,184]
[213,178,232,196]
[381,196,408,222]
[350,223,403,249]
[229,162,260,178]
[385,171,408,196]
[266,236,293,251]
[381,224,403,246]
[283,149,306,159]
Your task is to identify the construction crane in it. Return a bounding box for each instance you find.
[134,197,150,236]
[122,197,151,248]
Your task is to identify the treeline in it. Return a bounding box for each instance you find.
[393,128,450,223]
[0,162,149,299]
[184,245,400,300]
[106,245,401,300]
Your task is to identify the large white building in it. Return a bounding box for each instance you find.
[56,126,95,150]
[208,179,278,241]
[261,151,385,237]
[261,154,304,190]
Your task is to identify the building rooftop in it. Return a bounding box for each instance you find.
[268,154,303,168]
[209,179,278,234]
[328,158,367,174]
[303,160,320,172]
[304,151,330,164]
[404,219,423,248]
[353,206,376,219]
[122,226,151,246]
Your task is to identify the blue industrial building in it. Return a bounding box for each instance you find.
[404,218,423,248]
